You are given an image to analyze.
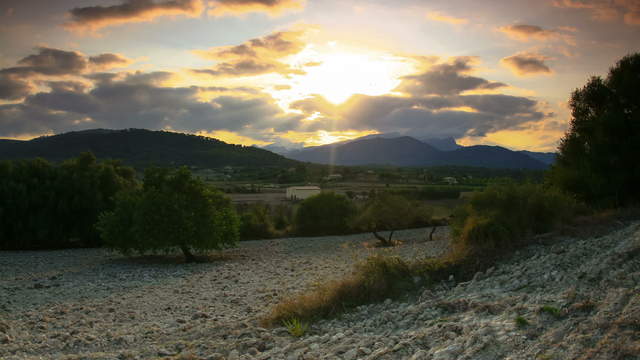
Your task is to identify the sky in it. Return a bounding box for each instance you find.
[0,0,638,151]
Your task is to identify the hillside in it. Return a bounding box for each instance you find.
[286,136,549,169]
[0,129,295,169]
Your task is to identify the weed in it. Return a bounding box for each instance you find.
[515,316,529,327]
[282,318,309,337]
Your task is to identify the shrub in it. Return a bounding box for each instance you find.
[239,203,276,240]
[0,153,137,250]
[294,192,356,236]
[98,167,239,262]
[354,192,432,246]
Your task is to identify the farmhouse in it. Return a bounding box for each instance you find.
[286,186,321,200]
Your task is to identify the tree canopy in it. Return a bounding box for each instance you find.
[549,53,640,206]
[98,167,239,261]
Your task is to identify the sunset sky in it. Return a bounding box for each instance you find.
[1,0,638,151]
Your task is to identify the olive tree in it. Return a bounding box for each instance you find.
[98,167,239,262]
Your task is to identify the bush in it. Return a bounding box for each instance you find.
[448,183,580,275]
[98,167,239,262]
[239,203,276,241]
[354,192,432,246]
[0,153,137,250]
[294,192,356,236]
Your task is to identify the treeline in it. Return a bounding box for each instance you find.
[0,153,136,250]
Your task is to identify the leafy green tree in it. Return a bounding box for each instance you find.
[549,53,640,206]
[355,192,432,246]
[294,192,356,236]
[0,153,136,250]
[98,167,239,262]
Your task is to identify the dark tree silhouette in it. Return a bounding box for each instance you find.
[549,53,640,206]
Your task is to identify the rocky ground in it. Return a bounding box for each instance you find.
[1,223,639,360]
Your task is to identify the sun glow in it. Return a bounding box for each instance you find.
[273,43,414,106]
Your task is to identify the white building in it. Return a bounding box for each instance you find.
[286,186,321,200]
[443,177,458,185]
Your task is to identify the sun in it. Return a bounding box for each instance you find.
[272,43,414,106]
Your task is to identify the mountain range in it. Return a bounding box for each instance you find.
[0,129,294,168]
[279,135,555,169]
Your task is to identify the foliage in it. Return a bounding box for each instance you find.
[448,183,580,272]
[515,316,529,327]
[261,255,418,327]
[294,192,356,236]
[238,203,277,241]
[0,153,137,250]
[282,318,309,337]
[354,192,432,246]
[98,167,239,261]
[549,53,640,206]
[539,305,563,318]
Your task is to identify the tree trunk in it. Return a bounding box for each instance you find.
[373,230,394,247]
[180,245,196,263]
[428,226,438,241]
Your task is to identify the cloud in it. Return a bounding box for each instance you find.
[192,30,307,77]
[553,0,640,25]
[89,53,134,70]
[501,52,552,76]
[395,57,507,96]
[2,47,88,77]
[207,0,305,16]
[426,11,468,25]
[498,24,575,45]
[64,0,204,32]
[0,74,33,100]
[1,47,134,78]
[289,91,546,139]
[0,69,300,138]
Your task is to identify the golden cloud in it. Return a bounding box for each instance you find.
[501,52,553,77]
[207,0,305,16]
[426,11,468,25]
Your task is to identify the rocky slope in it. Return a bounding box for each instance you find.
[1,223,639,360]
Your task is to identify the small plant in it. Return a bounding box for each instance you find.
[282,318,309,337]
[539,305,562,318]
[515,316,529,327]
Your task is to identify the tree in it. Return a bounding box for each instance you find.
[549,53,640,206]
[98,167,239,262]
[294,192,356,236]
[355,192,432,247]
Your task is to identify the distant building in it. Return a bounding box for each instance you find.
[286,186,321,200]
[443,177,458,185]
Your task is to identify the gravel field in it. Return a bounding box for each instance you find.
[0,227,449,359]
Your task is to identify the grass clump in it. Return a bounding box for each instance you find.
[539,305,563,318]
[261,255,417,327]
[515,316,529,327]
[282,318,309,337]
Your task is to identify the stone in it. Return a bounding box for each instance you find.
[342,348,357,360]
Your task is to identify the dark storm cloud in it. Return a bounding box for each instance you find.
[65,0,204,31]
[501,52,552,76]
[395,57,507,96]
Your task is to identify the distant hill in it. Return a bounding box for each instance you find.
[518,150,557,166]
[285,136,549,169]
[0,129,295,168]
